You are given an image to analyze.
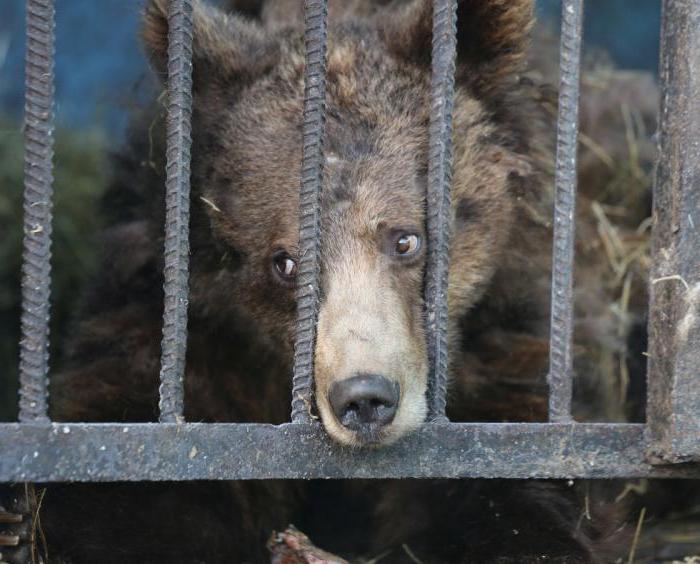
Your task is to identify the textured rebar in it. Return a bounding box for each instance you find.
[291,0,328,423]
[425,0,457,422]
[548,0,584,423]
[158,0,194,423]
[19,0,56,423]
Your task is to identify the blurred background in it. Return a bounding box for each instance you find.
[0,0,661,420]
[0,0,662,134]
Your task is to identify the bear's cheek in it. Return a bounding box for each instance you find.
[446,192,515,317]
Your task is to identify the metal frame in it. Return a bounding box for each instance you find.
[2,0,700,485]
[646,0,700,464]
[1,423,699,482]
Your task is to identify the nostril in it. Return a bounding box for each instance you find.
[328,374,400,432]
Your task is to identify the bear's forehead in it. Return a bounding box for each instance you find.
[201,28,498,243]
[205,115,425,250]
[217,60,430,210]
[220,128,425,224]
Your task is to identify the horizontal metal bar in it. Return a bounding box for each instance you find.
[0,423,698,482]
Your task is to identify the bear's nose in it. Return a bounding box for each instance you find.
[329,374,399,431]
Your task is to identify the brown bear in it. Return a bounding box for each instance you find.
[27,0,655,561]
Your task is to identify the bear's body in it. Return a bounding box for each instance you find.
[35,0,656,561]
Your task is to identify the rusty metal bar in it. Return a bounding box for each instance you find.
[291,0,328,423]
[646,0,700,464]
[425,0,457,422]
[158,0,194,423]
[547,0,584,423]
[1,422,699,481]
[19,0,56,423]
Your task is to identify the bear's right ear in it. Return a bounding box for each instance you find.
[381,0,534,96]
[143,0,279,86]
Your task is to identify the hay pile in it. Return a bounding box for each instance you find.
[528,43,659,423]
[572,63,657,424]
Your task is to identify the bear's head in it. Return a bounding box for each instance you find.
[143,0,537,446]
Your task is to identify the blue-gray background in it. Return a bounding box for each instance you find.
[0,0,661,134]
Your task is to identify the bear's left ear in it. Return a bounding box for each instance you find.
[380,0,534,95]
[143,0,279,88]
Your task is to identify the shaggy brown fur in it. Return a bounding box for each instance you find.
[33,0,656,561]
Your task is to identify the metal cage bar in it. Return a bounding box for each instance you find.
[158,0,194,423]
[1,423,699,482]
[291,0,329,423]
[2,0,700,490]
[18,0,56,423]
[646,0,700,464]
[547,0,584,423]
[425,0,457,421]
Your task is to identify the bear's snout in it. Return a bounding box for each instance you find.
[328,374,399,438]
[312,242,428,447]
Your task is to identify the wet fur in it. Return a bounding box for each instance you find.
[36,0,648,561]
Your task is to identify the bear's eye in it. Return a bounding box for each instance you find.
[395,234,421,256]
[272,251,298,284]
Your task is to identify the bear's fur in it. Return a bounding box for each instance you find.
[34,0,657,561]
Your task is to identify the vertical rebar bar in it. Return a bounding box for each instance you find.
[425,0,457,422]
[19,0,56,423]
[548,0,584,423]
[291,0,328,424]
[158,0,194,423]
